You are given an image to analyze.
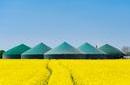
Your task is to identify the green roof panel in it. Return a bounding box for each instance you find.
[78,43,106,54]
[45,42,82,55]
[22,43,51,55]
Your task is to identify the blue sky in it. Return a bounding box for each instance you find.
[0,0,130,50]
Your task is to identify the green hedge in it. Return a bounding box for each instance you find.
[0,50,5,58]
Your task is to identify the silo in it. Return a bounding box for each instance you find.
[3,44,30,59]
[78,43,106,59]
[22,43,51,59]
[45,42,85,59]
[99,44,125,59]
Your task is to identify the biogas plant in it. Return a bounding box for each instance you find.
[2,42,126,59]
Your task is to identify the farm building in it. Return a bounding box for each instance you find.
[21,43,51,59]
[99,44,125,59]
[78,43,106,59]
[44,42,85,59]
[3,44,30,59]
[124,52,130,59]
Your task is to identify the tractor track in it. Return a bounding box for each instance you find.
[58,61,76,85]
[45,60,52,85]
[45,60,76,85]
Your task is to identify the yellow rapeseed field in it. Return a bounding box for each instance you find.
[0,59,130,85]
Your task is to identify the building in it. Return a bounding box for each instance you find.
[21,43,51,59]
[99,44,125,59]
[78,43,106,59]
[3,44,30,59]
[44,42,85,59]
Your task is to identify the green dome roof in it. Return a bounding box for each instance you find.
[78,43,106,54]
[45,42,83,55]
[22,43,51,55]
[99,44,125,55]
[3,44,30,56]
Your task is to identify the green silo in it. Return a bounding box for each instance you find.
[44,42,85,59]
[99,44,125,59]
[78,43,106,59]
[21,43,51,59]
[3,44,30,59]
